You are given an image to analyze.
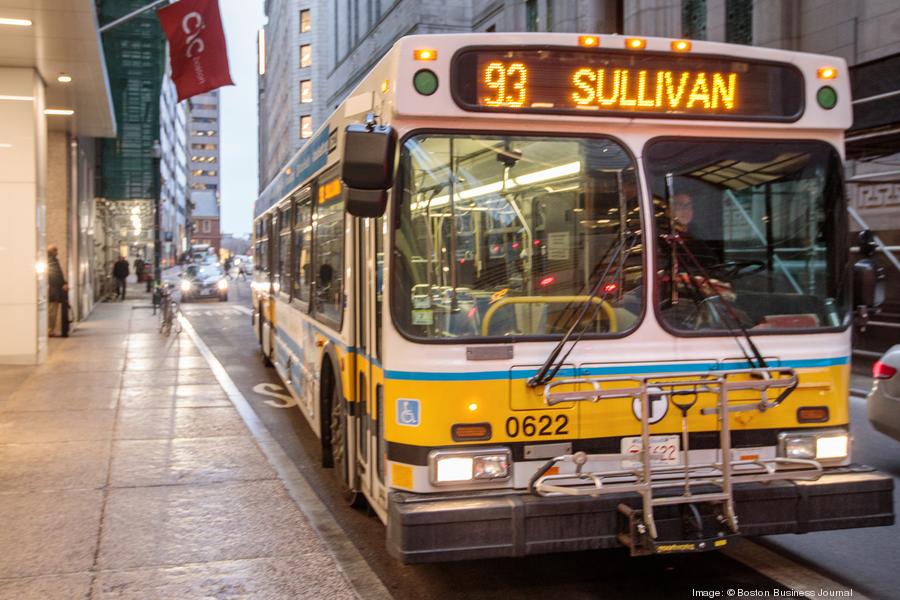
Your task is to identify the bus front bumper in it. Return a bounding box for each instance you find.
[387,467,893,563]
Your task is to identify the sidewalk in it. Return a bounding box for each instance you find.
[0,282,357,599]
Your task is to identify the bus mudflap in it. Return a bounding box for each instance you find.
[386,468,893,563]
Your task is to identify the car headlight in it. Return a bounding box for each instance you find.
[779,430,849,461]
[429,449,511,485]
[180,280,192,292]
[217,279,228,290]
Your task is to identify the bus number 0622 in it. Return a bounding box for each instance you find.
[505,414,569,438]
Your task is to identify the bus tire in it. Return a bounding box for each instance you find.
[328,380,364,507]
[259,310,273,367]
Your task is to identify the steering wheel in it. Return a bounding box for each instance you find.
[707,260,766,281]
[684,296,755,330]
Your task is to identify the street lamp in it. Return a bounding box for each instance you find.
[151,139,162,293]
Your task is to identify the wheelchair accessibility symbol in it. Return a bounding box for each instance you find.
[397,398,420,427]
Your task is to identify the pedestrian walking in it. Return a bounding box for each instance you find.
[113,256,130,300]
[134,258,145,284]
[46,245,69,337]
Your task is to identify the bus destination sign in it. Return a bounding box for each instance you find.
[452,48,804,121]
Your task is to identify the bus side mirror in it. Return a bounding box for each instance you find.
[853,258,885,310]
[342,122,396,218]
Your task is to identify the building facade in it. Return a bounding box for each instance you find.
[159,54,189,269]
[187,90,221,197]
[258,0,328,191]
[0,0,116,363]
[190,191,222,255]
[97,0,165,285]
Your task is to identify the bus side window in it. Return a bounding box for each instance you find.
[294,198,312,304]
[280,206,293,294]
[312,174,345,327]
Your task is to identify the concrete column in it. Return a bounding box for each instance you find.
[0,68,46,364]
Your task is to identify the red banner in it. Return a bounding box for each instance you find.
[157,0,233,101]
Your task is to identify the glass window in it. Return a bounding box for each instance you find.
[394,133,643,340]
[300,44,312,68]
[280,207,293,291]
[293,198,312,303]
[682,0,707,39]
[526,0,538,31]
[300,9,311,32]
[726,0,752,44]
[300,115,313,139]
[646,139,848,333]
[313,177,345,326]
[545,0,553,32]
[300,80,312,103]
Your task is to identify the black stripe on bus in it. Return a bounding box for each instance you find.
[384,427,835,466]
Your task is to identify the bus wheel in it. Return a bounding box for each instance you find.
[327,371,364,507]
[259,315,273,367]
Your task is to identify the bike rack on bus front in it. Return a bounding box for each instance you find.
[527,367,823,550]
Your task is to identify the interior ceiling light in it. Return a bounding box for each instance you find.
[57,74,73,83]
[44,108,75,115]
[0,17,33,27]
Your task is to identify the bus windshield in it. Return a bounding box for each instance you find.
[393,133,642,340]
[647,139,849,333]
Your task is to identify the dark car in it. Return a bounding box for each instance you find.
[180,263,228,302]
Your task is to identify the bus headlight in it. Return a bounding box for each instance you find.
[778,430,849,461]
[180,279,192,292]
[217,279,228,290]
[429,448,511,485]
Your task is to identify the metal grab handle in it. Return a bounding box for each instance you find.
[481,295,618,336]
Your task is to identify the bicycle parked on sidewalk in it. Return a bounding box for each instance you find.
[158,282,182,336]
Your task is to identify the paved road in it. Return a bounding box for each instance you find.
[179,279,895,600]
[762,384,900,600]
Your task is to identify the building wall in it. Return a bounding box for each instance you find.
[160,61,189,268]
[0,68,46,363]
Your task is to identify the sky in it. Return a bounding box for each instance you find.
[218,0,265,237]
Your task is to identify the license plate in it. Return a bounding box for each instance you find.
[620,435,681,468]
[200,289,213,296]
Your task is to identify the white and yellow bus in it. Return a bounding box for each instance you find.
[252,33,893,562]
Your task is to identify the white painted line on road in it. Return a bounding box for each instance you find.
[232,305,253,316]
[179,313,393,600]
[722,540,870,599]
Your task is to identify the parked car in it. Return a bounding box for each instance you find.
[180,263,228,302]
[868,344,900,441]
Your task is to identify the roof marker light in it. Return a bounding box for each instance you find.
[578,35,599,48]
[817,66,837,80]
[625,37,646,50]
[414,49,437,61]
[671,40,692,52]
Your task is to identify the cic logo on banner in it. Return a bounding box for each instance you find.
[157,0,234,101]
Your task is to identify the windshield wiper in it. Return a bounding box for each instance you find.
[527,232,636,388]
[663,232,767,370]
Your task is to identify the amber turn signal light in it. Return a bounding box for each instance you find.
[451,423,492,442]
[817,66,837,79]
[797,406,829,423]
